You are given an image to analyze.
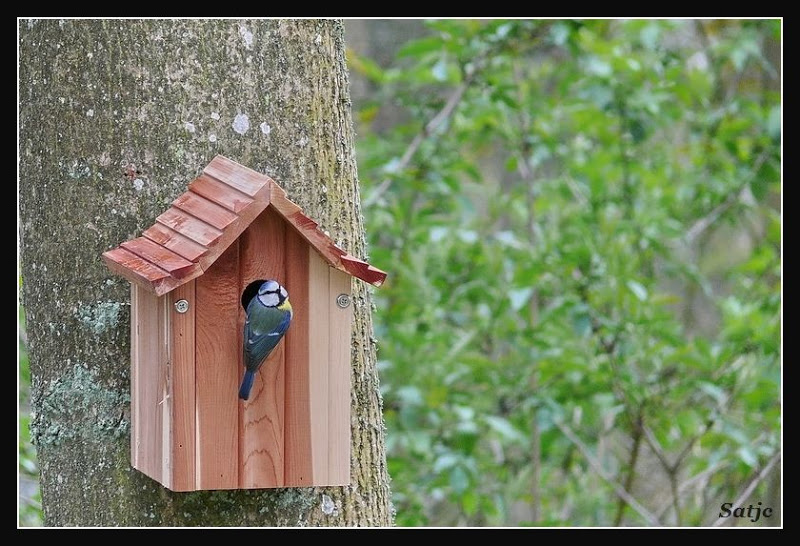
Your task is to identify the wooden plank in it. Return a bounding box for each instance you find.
[173,191,239,231]
[307,249,331,483]
[327,269,353,484]
[158,296,171,488]
[204,155,271,197]
[340,254,388,287]
[157,208,223,247]
[268,182,388,287]
[170,281,196,491]
[238,208,286,488]
[189,174,254,213]
[130,284,140,471]
[143,223,209,262]
[103,247,170,283]
[195,242,240,490]
[130,285,167,487]
[283,230,312,486]
[121,237,199,278]
[268,185,344,271]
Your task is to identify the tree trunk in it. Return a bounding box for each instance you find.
[19,19,393,527]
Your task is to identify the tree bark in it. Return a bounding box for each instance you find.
[19,18,393,527]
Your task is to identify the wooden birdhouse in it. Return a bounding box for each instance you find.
[102,155,386,492]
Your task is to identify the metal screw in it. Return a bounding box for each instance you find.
[174,299,190,313]
[336,294,351,308]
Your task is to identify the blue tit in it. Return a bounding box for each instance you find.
[239,279,293,400]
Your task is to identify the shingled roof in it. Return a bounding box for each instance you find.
[103,155,387,296]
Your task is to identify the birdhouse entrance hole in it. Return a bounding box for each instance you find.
[242,279,269,310]
[102,156,387,492]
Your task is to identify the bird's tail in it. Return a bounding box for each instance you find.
[239,370,255,400]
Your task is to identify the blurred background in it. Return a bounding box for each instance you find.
[19,19,781,526]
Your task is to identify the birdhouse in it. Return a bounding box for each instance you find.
[102,155,386,491]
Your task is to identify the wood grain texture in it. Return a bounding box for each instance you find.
[173,191,239,231]
[308,249,331,483]
[103,248,200,296]
[283,227,312,486]
[104,156,386,299]
[143,223,209,262]
[204,155,271,197]
[170,281,196,491]
[340,254,387,287]
[157,208,223,248]
[195,242,240,489]
[130,284,141,472]
[193,185,270,280]
[238,208,286,488]
[130,285,169,486]
[121,237,198,278]
[328,268,353,484]
[269,181,388,287]
[189,174,254,213]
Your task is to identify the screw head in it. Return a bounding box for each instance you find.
[336,293,351,308]
[174,299,190,313]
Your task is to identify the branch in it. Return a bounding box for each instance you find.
[553,418,661,526]
[642,425,683,525]
[709,452,780,527]
[363,72,476,208]
[655,460,729,519]
[363,24,551,209]
[614,411,643,526]
[685,150,769,244]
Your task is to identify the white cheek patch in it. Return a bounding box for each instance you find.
[280,287,288,299]
[258,293,280,307]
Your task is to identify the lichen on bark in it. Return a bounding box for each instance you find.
[19,18,393,527]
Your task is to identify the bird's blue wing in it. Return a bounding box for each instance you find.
[243,303,292,372]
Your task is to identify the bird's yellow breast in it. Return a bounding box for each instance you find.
[278,300,292,314]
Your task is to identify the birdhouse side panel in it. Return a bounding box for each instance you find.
[169,282,197,492]
[327,267,353,485]
[283,246,353,487]
[130,284,172,489]
[195,243,241,490]
[307,248,331,483]
[238,208,287,489]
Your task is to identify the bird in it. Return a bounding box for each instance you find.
[239,279,293,400]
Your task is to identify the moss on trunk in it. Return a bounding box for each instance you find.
[19,18,393,527]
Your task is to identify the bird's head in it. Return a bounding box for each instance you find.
[257,279,289,309]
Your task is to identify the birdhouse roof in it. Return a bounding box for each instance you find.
[102,155,387,296]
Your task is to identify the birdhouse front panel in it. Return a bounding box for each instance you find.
[104,156,385,492]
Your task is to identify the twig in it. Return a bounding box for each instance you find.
[710,452,780,527]
[655,461,729,519]
[363,73,476,208]
[685,150,769,244]
[553,417,661,526]
[614,411,643,526]
[512,58,543,525]
[641,425,683,525]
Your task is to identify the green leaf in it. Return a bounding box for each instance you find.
[508,287,533,311]
[462,491,479,516]
[433,453,459,473]
[626,280,648,301]
[398,36,445,58]
[484,415,525,442]
[449,465,470,493]
[432,56,448,82]
[737,446,758,468]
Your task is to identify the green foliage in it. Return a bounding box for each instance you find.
[354,19,780,526]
